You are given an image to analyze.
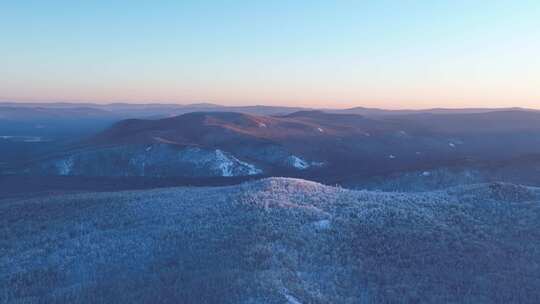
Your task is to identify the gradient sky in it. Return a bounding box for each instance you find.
[1,1,539,109]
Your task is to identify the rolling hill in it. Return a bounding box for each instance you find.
[1,178,539,303]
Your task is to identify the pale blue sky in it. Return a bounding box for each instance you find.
[1,0,539,108]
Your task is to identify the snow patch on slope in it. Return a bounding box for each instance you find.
[55,157,74,175]
[288,155,310,170]
[313,219,331,230]
[214,149,262,177]
[281,288,303,304]
[310,161,325,167]
[236,159,262,176]
[0,136,48,143]
[214,149,234,176]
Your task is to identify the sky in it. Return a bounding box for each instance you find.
[1,0,539,109]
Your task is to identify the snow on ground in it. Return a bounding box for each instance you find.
[21,137,46,143]
[281,288,303,304]
[313,219,331,230]
[214,149,236,177]
[2,177,540,303]
[288,155,310,170]
[0,135,47,142]
[284,293,302,304]
[310,161,325,167]
[214,149,262,176]
[55,157,74,175]
[234,157,263,176]
[39,146,265,178]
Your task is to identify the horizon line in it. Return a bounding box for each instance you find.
[1,99,539,112]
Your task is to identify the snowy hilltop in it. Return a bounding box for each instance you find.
[2,178,539,303]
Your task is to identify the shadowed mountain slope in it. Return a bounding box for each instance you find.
[92,111,394,146]
[8,110,540,185]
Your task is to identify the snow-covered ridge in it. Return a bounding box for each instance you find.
[213,149,262,177]
[41,145,264,178]
[3,176,540,303]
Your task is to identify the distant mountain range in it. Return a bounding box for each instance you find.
[5,106,540,186]
[2,101,537,119]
